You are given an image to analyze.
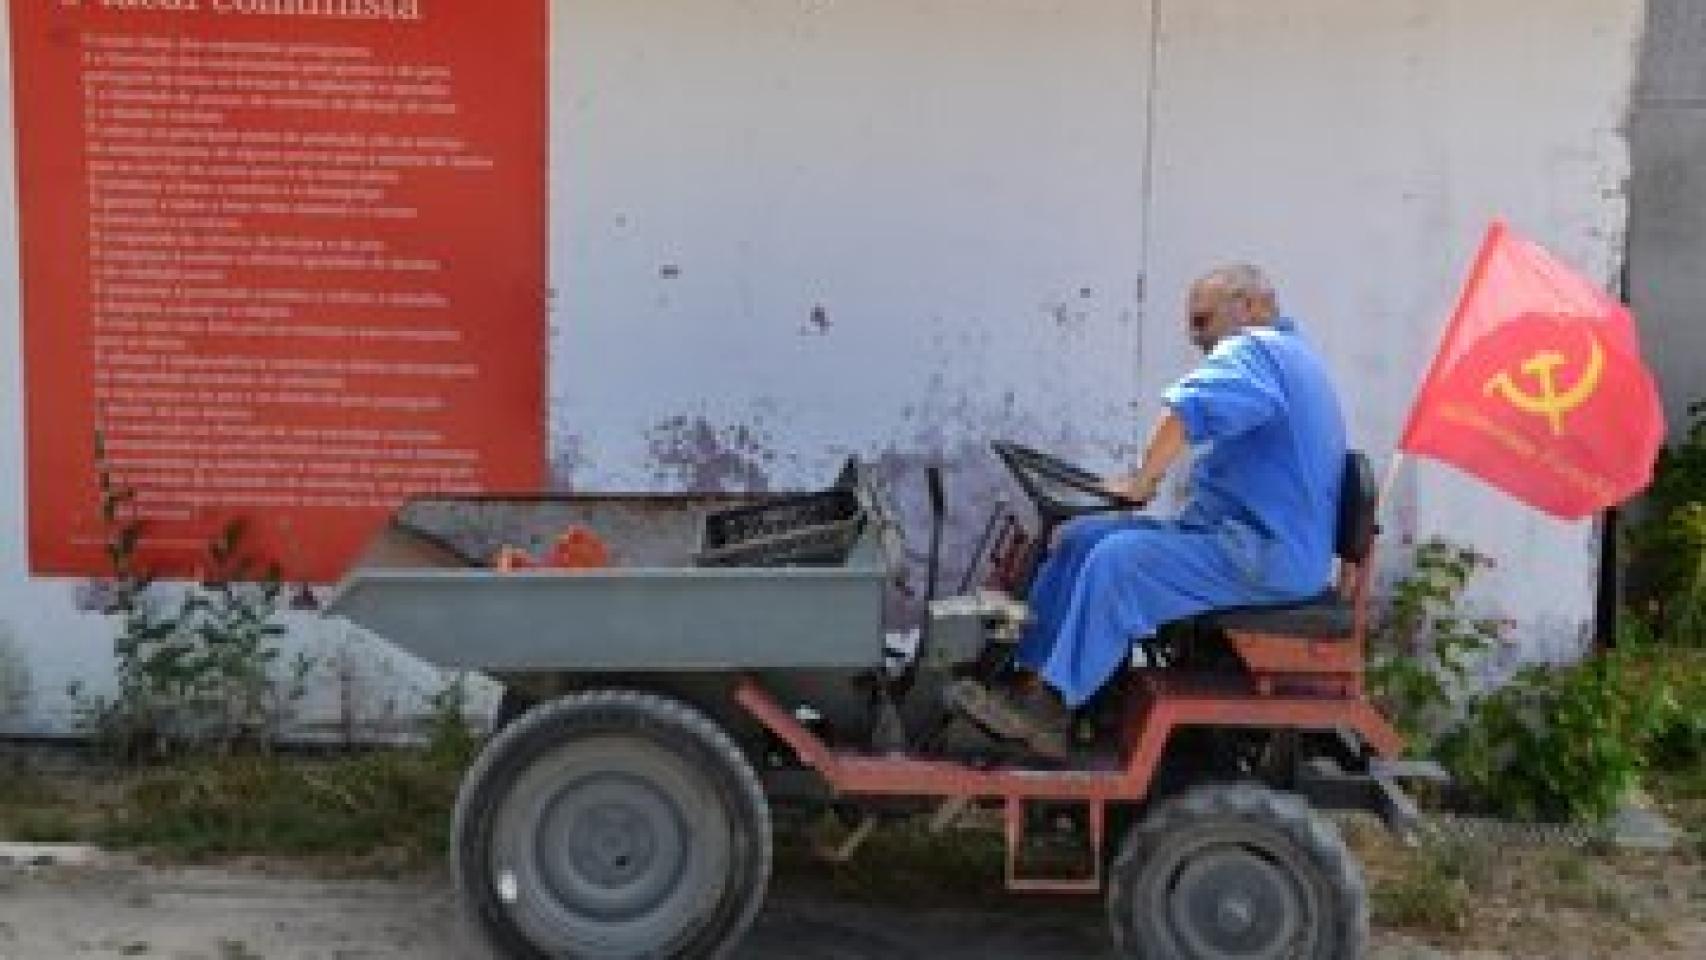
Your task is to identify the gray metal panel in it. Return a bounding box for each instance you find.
[377,494,757,570]
[1631,0,1706,436]
[326,564,884,672]
[1629,106,1706,434]
[1637,0,1706,103]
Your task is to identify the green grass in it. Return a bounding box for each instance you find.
[93,750,467,863]
[0,765,106,842]
[5,807,87,843]
[0,747,470,866]
[0,767,68,807]
[1368,839,1477,933]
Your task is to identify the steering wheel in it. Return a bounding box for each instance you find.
[991,441,1146,517]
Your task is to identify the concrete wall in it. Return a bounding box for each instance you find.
[548,0,1156,602]
[0,0,1646,735]
[1632,0,1706,437]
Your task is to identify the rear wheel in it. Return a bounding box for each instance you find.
[1107,783,1367,959]
[453,689,771,959]
[492,688,533,733]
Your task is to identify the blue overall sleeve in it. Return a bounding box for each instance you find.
[1161,337,1282,446]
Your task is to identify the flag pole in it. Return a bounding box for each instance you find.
[1378,451,1407,511]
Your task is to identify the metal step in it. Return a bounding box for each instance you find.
[1369,758,1451,782]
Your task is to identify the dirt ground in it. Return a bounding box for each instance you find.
[0,860,1111,960]
[0,852,1700,960]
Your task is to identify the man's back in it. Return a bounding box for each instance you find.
[1165,317,1347,595]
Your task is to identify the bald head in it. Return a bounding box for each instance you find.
[1186,264,1280,352]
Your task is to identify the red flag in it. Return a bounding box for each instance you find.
[1398,221,1665,520]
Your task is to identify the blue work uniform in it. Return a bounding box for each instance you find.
[1016,317,1347,707]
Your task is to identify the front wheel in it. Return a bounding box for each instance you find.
[453,689,772,959]
[1107,783,1368,959]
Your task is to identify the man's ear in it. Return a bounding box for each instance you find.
[1228,293,1256,327]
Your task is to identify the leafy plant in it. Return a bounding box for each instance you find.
[1434,615,1706,824]
[424,671,478,766]
[1625,400,1706,645]
[75,433,309,758]
[1437,644,1670,822]
[1368,538,1507,754]
[1367,539,1702,823]
[1634,642,1706,768]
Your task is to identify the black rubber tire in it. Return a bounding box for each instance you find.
[491,688,533,734]
[1106,783,1367,960]
[452,689,772,959]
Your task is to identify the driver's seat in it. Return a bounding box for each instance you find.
[1196,451,1378,644]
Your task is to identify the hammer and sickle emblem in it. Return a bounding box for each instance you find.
[1482,336,1605,436]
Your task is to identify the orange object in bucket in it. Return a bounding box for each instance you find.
[547,526,610,569]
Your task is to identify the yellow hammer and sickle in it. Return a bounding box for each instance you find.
[1482,335,1605,436]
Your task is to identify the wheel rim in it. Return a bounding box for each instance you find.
[1142,831,1323,959]
[1169,846,1305,957]
[489,735,732,957]
[541,773,687,921]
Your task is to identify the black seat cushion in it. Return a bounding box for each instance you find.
[1199,591,1355,640]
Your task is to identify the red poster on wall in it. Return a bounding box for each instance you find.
[11,0,547,583]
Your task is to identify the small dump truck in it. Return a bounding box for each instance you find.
[327,443,1435,959]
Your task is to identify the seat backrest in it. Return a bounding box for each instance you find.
[1336,451,1378,564]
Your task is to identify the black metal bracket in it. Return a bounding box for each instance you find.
[1295,756,1449,838]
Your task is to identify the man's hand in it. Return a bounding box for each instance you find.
[1101,473,1158,506]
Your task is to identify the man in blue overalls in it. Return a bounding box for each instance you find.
[951,265,1347,758]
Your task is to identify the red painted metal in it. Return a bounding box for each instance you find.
[736,681,1130,799]
[1131,673,1403,760]
[734,671,1402,803]
[1227,632,1362,676]
[1347,553,1377,696]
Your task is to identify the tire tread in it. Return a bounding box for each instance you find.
[452,688,771,959]
[1107,782,1367,959]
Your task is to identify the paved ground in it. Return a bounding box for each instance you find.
[0,857,1697,959]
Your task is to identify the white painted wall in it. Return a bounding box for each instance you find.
[548,0,1156,614]
[0,5,113,735]
[0,0,1645,734]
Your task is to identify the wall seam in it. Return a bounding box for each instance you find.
[1135,0,1161,420]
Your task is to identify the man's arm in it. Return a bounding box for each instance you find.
[1106,411,1187,503]
[1108,335,1280,505]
